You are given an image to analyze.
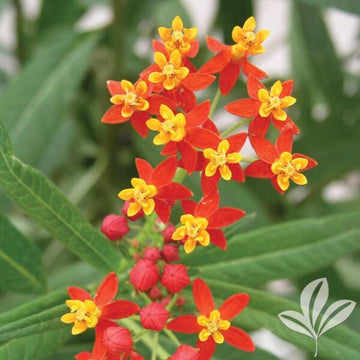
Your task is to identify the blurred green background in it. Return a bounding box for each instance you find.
[0,0,359,359]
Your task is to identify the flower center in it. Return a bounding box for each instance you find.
[197,310,231,344]
[213,152,227,167]
[172,30,184,45]
[163,64,175,77]
[269,95,281,108]
[243,31,256,46]
[124,91,138,106]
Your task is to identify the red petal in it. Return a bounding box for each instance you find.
[166,315,202,333]
[101,105,128,124]
[107,80,124,96]
[188,40,200,58]
[242,58,268,80]
[275,130,293,154]
[270,176,285,195]
[199,50,230,74]
[247,75,265,99]
[150,156,177,187]
[206,36,228,52]
[249,115,271,138]
[68,286,91,301]
[94,272,118,306]
[193,278,215,316]
[135,158,153,182]
[131,112,149,138]
[154,199,171,223]
[181,199,197,215]
[197,338,216,360]
[195,191,220,218]
[272,116,300,135]
[225,99,259,118]
[187,128,222,149]
[227,132,247,152]
[157,183,193,200]
[207,207,245,228]
[219,62,241,96]
[208,229,227,250]
[201,171,220,196]
[229,163,245,182]
[161,142,178,156]
[183,73,216,91]
[280,79,294,97]
[244,160,273,178]
[176,87,197,112]
[183,57,198,72]
[219,293,250,320]
[152,39,166,53]
[75,352,92,360]
[249,136,277,163]
[102,300,140,320]
[223,326,255,351]
[148,94,178,114]
[203,119,220,135]
[186,100,211,128]
[293,154,318,170]
[178,140,198,175]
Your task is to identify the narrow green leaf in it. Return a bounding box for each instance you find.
[0,120,120,273]
[299,0,360,15]
[184,211,360,286]
[0,213,46,294]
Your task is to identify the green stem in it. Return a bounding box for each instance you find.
[173,168,187,184]
[209,89,222,118]
[241,157,257,163]
[163,328,181,347]
[221,118,251,138]
[133,329,148,343]
[151,331,159,360]
[165,293,179,312]
[137,212,157,242]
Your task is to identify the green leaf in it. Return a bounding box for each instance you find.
[0,120,120,273]
[299,0,360,15]
[206,280,360,360]
[0,213,46,294]
[0,31,99,167]
[184,211,360,287]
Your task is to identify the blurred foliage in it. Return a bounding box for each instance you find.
[0,0,359,359]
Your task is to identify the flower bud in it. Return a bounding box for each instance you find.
[147,286,162,301]
[129,259,159,292]
[162,223,176,243]
[140,302,169,331]
[143,246,162,262]
[122,200,144,221]
[102,325,133,355]
[176,295,186,308]
[161,244,180,263]
[101,215,129,241]
[169,345,199,360]
[161,264,190,294]
[160,296,171,307]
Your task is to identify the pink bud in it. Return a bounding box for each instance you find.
[147,286,162,301]
[161,244,180,263]
[101,326,133,355]
[101,215,129,241]
[162,223,176,243]
[122,201,144,221]
[143,246,162,262]
[176,295,186,308]
[160,296,171,307]
[140,302,169,331]
[129,259,159,292]
[169,345,199,360]
[161,264,190,294]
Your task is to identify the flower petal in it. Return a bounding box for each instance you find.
[106,80,124,96]
[101,300,140,320]
[208,207,245,228]
[135,158,153,182]
[247,76,265,99]
[68,286,92,301]
[150,156,177,187]
[94,272,118,306]
[244,160,273,178]
[199,50,230,74]
[185,100,211,128]
[178,140,198,175]
[197,337,217,360]
[167,315,202,333]
[225,99,259,118]
[193,278,215,316]
[101,105,128,124]
[219,294,250,320]
[182,73,216,91]
[207,229,227,250]
[275,130,293,154]
[154,198,171,223]
[280,79,294,97]
[157,183,193,200]
[249,136,277,163]
[131,111,150,138]
[242,58,268,79]
[227,132,247,152]
[195,191,220,218]
[219,62,241,96]
[206,36,228,52]
[181,199,197,215]
[223,326,255,351]
[249,114,271,137]
[187,128,222,149]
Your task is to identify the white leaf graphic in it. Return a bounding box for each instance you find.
[318,300,357,337]
[300,278,328,328]
[278,310,315,339]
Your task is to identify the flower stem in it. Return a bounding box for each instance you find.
[241,157,257,164]
[165,293,179,312]
[173,168,187,184]
[133,329,148,342]
[314,336,319,357]
[221,117,251,138]
[163,328,181,347]
[209,89,222,118]
[151,331,159,360]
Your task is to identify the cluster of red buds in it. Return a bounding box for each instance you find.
[61,15,317,360]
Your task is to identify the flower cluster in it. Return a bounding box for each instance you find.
[61,15,317,359]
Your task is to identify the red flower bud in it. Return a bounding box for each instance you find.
[161,244,180,263]
[169,345,199,360]
[161,264,190,293]
[131,239,140,247]
[160,296,171,307]
[140,302,169,331]
[129,259,159,292]
[102,326,133,355]
[143,246,162,262]
[101,215,129,241]
[122,200,144,221]
[162,223,176,243]
[147,286,162,300]
[176,294,186,308]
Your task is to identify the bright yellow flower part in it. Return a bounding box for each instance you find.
[271,152,308,191]
[197,309,231,344]
[258,81,296,121]
[118,178,158,216]
[146,104,186,145]
[148,50,189,90]
[203,140,242,180]
[61,299,101,335]
[110,80,149,118]
[158,16,198,55]
[172,214,210,253]
[231,16,269,59]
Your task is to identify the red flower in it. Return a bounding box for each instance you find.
[129,259,160,292]
[161,264,191,293]
[118,157,193,223]
[146,101,221,174]
[169,344,199,360]
[225,76,299,134]
[172,192,245,253]
[140,302,169,331]
[61,272,139,335]
[199,17,268,95]
[245,130,318,194]
[101,214,129,241]
[101,79,177,138]
[167,279,254,360]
